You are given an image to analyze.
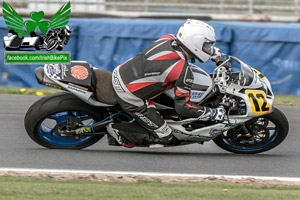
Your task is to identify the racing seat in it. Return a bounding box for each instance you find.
[93,69,118,105]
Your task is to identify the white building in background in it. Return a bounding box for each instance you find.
[27,0,106,13]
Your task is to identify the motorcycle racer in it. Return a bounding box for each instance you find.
[107,19,226,148]
[41,25,72,51]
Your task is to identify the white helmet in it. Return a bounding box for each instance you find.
[64,25,72,35]
[176,19,216,63]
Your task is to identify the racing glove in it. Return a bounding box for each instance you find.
[210,47,222,63]
[198,107,226,122]
[211,47,232,68]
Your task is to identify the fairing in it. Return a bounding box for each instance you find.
[225,57,274,117]
[189,63,213,103]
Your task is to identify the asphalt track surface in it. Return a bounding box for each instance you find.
[0,94,299,178]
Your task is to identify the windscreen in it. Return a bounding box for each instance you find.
[239,64,254,86]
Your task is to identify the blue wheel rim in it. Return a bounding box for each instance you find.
[37,111,96,147]
[220,120,278,152]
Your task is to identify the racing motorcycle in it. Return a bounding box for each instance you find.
[41,25,72,51]
[24,55,289,154]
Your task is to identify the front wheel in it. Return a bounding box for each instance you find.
[24,92,109,149]
[213,107,289,154]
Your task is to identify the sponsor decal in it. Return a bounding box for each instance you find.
[67,84,87,94]
[75,127,92,135]
[44,82,62,90]
[46,64,56,75]
[46,64,61,75]
[112,70,125,92]
[68,83,88,91]
[71,65,88,80]
[61,64,69,79]
[209,128,225,137]
[190,92,204,99]
[135,112,159,128]
[144,72,161,76]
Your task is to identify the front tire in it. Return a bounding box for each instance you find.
[213,107,289,154]
[24,92,109,149]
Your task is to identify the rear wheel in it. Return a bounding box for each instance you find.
[213,107,289,154]
[24,92,109,149]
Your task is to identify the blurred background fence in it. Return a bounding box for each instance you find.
[0,1,300,96]
[2,0,300,21]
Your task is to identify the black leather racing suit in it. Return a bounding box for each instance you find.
[111,34,210,145]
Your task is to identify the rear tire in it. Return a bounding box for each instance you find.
[24,92,109,149]
[213,107,289,154]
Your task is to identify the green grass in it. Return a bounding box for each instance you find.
[0,176,300,200]
[0,86,62,96]
[0,86,299,105]
[274,95,300,106]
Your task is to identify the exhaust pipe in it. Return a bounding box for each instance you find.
[34,67,64,90]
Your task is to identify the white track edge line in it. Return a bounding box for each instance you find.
[0,167,300,182]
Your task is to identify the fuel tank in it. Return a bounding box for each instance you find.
[163,63,213,104]
[188,63,213,104]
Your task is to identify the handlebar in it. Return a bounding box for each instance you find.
[218,55,242,65]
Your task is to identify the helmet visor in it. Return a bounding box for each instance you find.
[202,39,215,56]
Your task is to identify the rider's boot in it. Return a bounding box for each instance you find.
[106,123,136,148]
[106,122,171,148]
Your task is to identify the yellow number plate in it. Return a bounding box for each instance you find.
[246,90,270,114]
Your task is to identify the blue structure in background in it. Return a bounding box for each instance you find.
[0,18,299,95]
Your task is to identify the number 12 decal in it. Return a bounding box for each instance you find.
[246,90,270,114]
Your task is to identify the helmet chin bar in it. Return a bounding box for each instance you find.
[176,39,204,63]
